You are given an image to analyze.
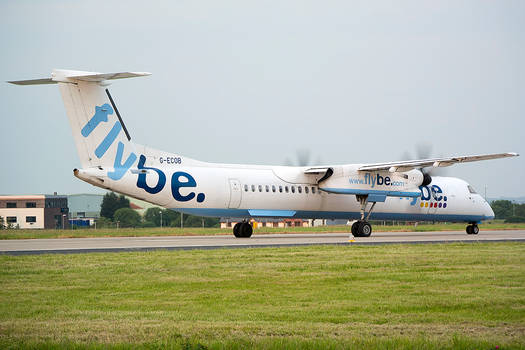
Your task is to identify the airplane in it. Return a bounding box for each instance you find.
[9,69,519,238]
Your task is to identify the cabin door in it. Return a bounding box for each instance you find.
[228,179,242,209]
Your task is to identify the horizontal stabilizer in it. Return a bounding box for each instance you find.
[8,78,55,85]
[8,69,151,85]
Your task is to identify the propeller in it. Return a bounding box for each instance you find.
[284,149,322,167]
[401,143,447,186]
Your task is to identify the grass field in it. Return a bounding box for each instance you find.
[0,243,524,349]
[1,221,525,240]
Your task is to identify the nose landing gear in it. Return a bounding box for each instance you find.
[233,221,253,238]
[466,224,479,235]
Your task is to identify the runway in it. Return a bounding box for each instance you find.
[1,230,524,255]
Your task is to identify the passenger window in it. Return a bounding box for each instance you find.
[265,185,269,192]
[251,185,255,192]
[272,185,276,193]
[298,186,302,194]
[291,186,295,193]
[285,186,289,193]
[258,185,262,192]
[244,184,248,192]
[305,186,309,194]
[312,187,316,194]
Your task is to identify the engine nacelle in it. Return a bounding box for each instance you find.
[421,172,432,186]
[406,169,431,187]
[320,167,425,197]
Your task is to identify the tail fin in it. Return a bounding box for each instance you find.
[9,69,150,179]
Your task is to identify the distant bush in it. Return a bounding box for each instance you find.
[144,208,179,227]
[505,216,525,223]
[141,221,156,228]
[114,208,141,228]
[95,217,114,228]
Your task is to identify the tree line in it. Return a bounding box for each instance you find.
[94,192,219,228]
[490,200,525,222]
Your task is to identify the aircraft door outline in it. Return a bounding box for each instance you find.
[228,179,242,209]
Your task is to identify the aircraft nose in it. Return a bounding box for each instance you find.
[483,200,495,220]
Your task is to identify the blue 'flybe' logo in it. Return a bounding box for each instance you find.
[411,185,448,208]
[81,104,205,203]
[136,155,205,202]
[81,103,137,181]
[349,173,405,188]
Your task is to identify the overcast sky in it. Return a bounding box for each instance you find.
[1,0,523,198]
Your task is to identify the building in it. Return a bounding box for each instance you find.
[0,195,69,229]
[219,218,345,229]
[220,218,311,229]
[67,193,104,227]
[68,194,104,219]
[67,193,162,226]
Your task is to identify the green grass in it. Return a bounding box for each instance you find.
[1,221,525,240]
[0,243,524,349]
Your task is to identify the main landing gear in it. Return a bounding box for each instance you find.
[233,221,253,238]
[352,195,377,238]
[351,220,372,237]
[466,223,479,235]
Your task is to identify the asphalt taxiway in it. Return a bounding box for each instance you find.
[0,230,524,255]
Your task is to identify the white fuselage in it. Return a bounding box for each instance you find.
[77,160,495,223]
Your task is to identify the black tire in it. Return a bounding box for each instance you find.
[472,225,479,235]
[233,223,242,238]
[351,221,360,237]
[466,225,473,234]
[240,223,253,238]
[358,221,372,237]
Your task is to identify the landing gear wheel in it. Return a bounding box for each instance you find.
[233,223,242,238]
[351,221,360,237]
[352,220,372,237]
[466,224,479,235]
[239,222,253,238]
[358,221,372,237]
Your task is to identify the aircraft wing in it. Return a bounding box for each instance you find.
[358,152,519,172]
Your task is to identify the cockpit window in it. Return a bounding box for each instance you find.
[468,185,477,194]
